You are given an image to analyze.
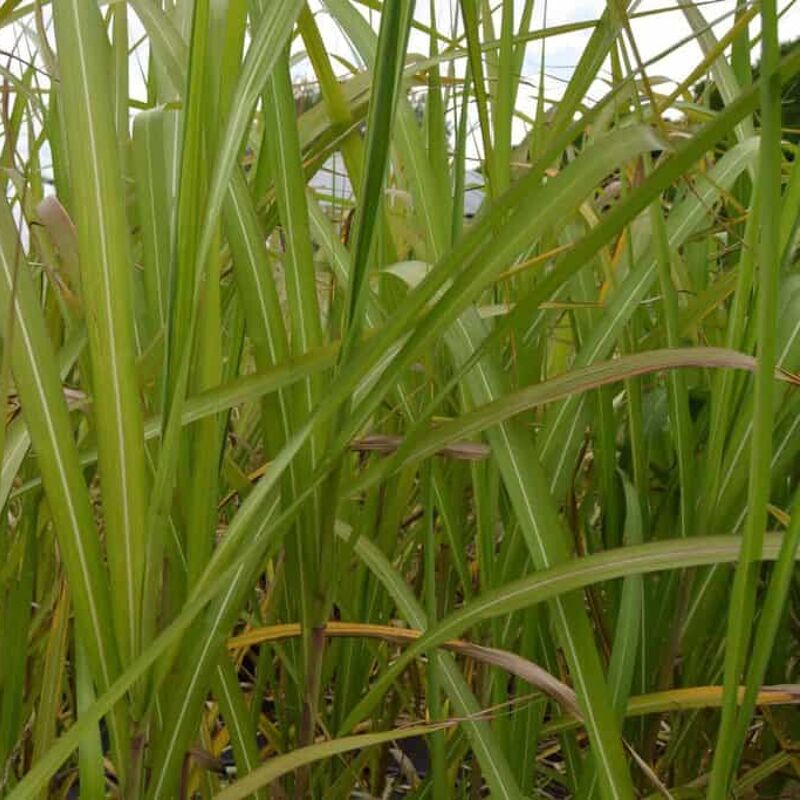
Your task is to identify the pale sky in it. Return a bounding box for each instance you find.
[306,1,799,87]
[1,1,798,166]
[6,2,797,111]
[296,1,799,150]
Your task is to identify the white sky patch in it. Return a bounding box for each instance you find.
[0,1,797,169]
[296,1,799,148]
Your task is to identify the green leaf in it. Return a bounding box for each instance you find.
[0,192,128,770]
[53,0,150,669]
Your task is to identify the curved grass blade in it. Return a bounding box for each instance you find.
[8,525,797,800]
[213,722,457,800]
[0,193,127,772]
[346,347,778,495]
[339,533,796,736]
[540,684,800,736]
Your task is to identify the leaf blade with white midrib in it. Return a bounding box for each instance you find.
[52,0,149,671]
[0,192,128,771]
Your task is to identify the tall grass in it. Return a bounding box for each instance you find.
[0,1,798,797]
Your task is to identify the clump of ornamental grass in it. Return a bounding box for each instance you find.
[0,2,798,799]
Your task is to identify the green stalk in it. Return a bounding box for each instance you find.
[424,466,447,800]
[707,1,783,794]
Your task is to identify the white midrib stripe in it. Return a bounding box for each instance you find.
[385,543,514,799]
[227,184,295,463]
[610,583,639,709]
[728,410,800,536]
[718,315,800,500]
[406,119,527,795]
[549,397,585,495]
[228,188,281,364]
[227,183,303,612]
[271,78,312,355]
[349,339,519,787]
[216,664,254,773]
[541,142,756,464]
[683,563,721,638]
[152,565,244,797]
[1,427,29,497]
[72,0,136,658]
[454,316,624,800]
[150,495,280,794]
[270,78,321,502]
[400,114,444,256]
[444,661,513,800]
[268,77,323,562]
[540,259,656,460]
[444,545,731,646]
[0,256,114,699]
[309,206,376,328]
[144,122,166,327]
[201,4,299,298]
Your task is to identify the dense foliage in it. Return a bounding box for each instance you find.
[0,2,798,798]
[696,36,800,142]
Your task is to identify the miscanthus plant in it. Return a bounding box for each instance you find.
[0,0,798,797]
